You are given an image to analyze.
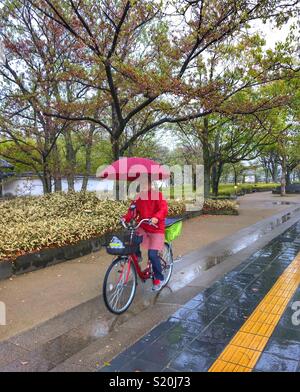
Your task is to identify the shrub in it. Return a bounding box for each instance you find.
[203,199,238,214]
[0,192,186,261]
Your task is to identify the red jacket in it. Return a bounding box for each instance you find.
[123,190,168,233]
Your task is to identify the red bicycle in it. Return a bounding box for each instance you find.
[103,218,178,314]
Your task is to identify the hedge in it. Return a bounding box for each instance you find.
[218,183,279,197]
[0,192,185,261]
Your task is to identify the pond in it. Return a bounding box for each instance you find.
[1,176,114,197]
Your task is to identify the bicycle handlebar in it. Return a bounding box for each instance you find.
[120,218,158,230]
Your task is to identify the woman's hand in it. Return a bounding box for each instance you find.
[151,217,159,225]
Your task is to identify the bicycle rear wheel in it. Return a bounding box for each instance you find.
[159,243,174,286]
[103,257,137,314]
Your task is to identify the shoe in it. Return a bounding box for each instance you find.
[152,279,165,292]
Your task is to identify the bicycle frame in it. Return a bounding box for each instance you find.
[121,242,172,285]
[103,221,174,314]
[117,218,173,284]
[123,254,150,281]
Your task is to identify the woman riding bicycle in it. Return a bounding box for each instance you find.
[122,176,168,292]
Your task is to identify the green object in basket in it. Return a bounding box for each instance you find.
[165,220,182,243]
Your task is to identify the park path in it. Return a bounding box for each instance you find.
[0,192,299,343]
[101,219,300,372]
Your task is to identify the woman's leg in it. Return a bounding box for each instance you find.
[148,249,164,281]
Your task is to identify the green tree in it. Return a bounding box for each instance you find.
[23,0,300,160]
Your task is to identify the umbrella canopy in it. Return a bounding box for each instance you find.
[0,158,13,169]
[98,157,170,181]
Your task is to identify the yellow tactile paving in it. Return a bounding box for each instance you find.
[210,359,252,372]
[219,345,262,368]
[230,332,268,351]
[254,312,282,326]
[209,251,300,372]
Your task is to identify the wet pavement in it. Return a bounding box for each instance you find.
[1,192,299,345]
[101,221,300,372]
[1,203,300,372]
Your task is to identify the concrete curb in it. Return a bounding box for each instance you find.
[0,260,13,280]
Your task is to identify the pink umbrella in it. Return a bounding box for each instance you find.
[98,157,170,181]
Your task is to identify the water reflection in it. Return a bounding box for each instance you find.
[202,210,299,272]
[2,176,114,197]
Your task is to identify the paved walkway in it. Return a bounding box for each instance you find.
[0,192,299,341]
[0,193,299,372]
[100,221,300,372]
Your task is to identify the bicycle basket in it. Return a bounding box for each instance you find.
[106,232,143,255]
[165,218,182,243]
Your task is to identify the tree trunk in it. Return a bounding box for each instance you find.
[81,125,95,192]
[211,164,217,196]
[42,160,52,194]
[52,143,62,192]
[280,157,287,196]
[54,176,62,192]
[264,167,269,183]
[285,167,291,187]
[211,163,223,197]
[270,158,278,183]
[202,118,211,199]
[111,137,120,161]
[217,164,223,194]
[111,136,121,200]
[211,128,222,196]
[203,163,211,199]
[273,165,278,183]
[64,131,76,192]
[233,166,238,186]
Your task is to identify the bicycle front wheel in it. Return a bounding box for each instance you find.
[103,257,137,314]
[159,243,174,287]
